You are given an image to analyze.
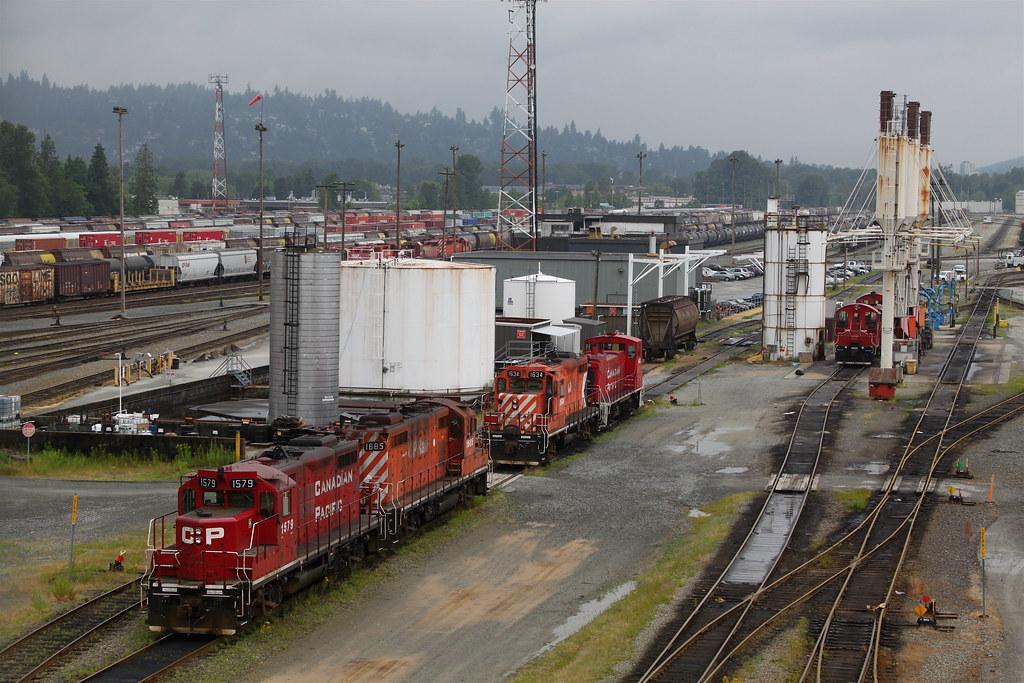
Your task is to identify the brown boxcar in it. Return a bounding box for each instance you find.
[0,265,55,305]
[53,259,111,298]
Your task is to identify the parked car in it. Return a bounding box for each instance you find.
[953,265,967,281]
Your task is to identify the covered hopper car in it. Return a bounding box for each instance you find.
[638,295,700,360]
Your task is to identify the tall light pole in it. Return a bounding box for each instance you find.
[439,167,455,259]
[541,150,547,213]
[394,140,405,242]
[729,153,738,248]
[636,151,647,215]
[113,106,128,317]
[255,120,267,301]
[449,145,459,228]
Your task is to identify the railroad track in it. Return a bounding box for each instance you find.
[0,578,142,683]
[0,308,266,386]
[803,286,996,682]
[80,633,220,683]
[0,282,262,322]
[633,365,862,682]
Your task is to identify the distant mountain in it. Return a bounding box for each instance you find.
[978,156,1024,174]
[0,72,711,183]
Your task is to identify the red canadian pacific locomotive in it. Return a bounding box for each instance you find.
[485,333,644,465]
[146,399,487,635]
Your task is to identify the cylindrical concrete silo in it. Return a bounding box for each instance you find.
[338,258,495,395]
[269,249,341,428]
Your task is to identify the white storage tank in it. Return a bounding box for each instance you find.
[269,250,341,428]
[502,270,576,322]
[339,258,495,395]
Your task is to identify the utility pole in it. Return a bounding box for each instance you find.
[439,167,455,259]
[113,106,128,317]
[541,150,547,213]
[316,183,337,248]
[729,153,738,248]
[450,145,459,227]
[636,151,647,215]
[255,119,267,301]
[394,140,405,242]
[337,181,355,260]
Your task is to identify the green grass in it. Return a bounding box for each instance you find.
[971,373,1024,395]
[509,492,756,683]
[0,525,157,643]
[731,616,813,683]
[835,488,871,512]
[0,443,235,481]
[169,491,507,683]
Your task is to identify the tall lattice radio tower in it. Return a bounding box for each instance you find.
[209,74,229,210]
[497,1,538,249]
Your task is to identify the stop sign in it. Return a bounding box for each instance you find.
[21,422,36,438]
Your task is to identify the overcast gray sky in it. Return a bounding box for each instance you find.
[2,0,1021,168]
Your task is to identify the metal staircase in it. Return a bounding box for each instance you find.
[211,352,254,388]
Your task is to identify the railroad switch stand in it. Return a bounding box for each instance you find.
[952,457,974,479]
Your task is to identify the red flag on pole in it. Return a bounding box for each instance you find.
[248,93,263,107]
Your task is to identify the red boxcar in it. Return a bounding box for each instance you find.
[168,220,193,229]
[148,435,363,635]
[136,230,178,245]
[79,232,122,247]
[53,259,111,298]
[183,229,225,242]
[856,291,883,307]
[15,237,66,251]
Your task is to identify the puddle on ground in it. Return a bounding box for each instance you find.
[845,462,890,475]
[537,581,637,655]
[715,466,749,474]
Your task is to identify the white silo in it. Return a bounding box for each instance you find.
[502,269,576,322]
[269,249,341,428]
[338,257,495,395]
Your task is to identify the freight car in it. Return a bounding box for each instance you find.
[146,398,488,635]
[486,333,644,464]
[0,265,54,305]
[638,295,700,360]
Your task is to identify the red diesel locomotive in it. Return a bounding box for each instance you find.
[146,399,487,635]
[486,333,644,465]
[834,301,881,364]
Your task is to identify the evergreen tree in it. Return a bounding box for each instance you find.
[129,144,158,214]
[417,180,440,209]
[272,176,291,200]
[170,171,187,198]
[455,154,485,208]
[0,171,18,217]
[0,121,50,217]
[189,179,206,199]
[87,144,116,215]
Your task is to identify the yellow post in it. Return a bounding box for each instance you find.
[235,430,241,462]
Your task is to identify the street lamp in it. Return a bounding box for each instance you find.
[541,151,547,213]
[112,106,128,317]
[636,151,647,215]
[729,153,738,248]
[255,120,267,301]
[450,145,459,227]
[394,140,405,242]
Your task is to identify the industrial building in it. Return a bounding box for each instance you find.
[452,250,702,312]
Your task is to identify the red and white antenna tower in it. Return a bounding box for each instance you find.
[497,1,538,249]
[209,74,229,210]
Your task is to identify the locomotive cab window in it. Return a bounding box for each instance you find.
[182,488,196,514]
[497,378,507,392]
[203,490,224,506]
[837,310,849,327]
[865,312,878,329]
[230,492,254,509]
[282,491,292,517]
[259,492,274,518]
[627,345,636,359]
[509,378,543,393]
